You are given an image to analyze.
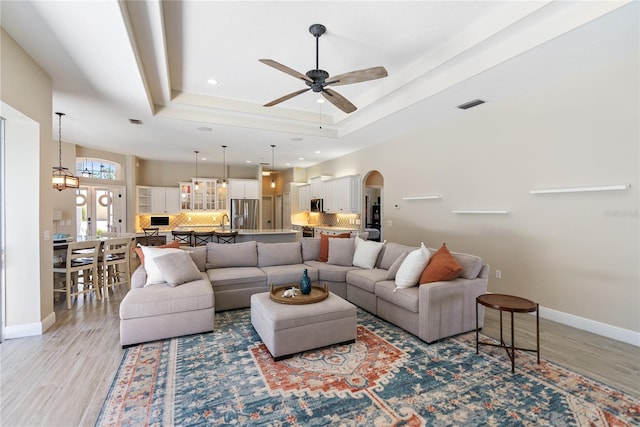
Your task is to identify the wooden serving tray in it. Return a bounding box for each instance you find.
[270,283,329,305]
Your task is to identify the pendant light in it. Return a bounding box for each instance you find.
[270,144,276,189]
[221,145,227,188]
[52,112,80,191]
[194,150,199,191]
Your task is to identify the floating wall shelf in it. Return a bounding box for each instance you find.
[402,195,442,200]
[452,209,511,214]
[529,184,630,194]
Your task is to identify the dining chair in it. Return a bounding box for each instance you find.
[53,240,102,309]
[101,236,133,299]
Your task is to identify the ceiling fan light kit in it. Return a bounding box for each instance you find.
[260,24,388,114]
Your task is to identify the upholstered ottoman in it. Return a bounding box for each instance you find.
[250,291,357,360]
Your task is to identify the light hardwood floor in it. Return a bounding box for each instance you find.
[1,287,639,426]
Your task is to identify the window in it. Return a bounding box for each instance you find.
[75,159,119,180]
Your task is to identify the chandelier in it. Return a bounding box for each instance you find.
[52,112,79,191]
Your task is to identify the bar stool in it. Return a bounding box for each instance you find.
[172,230,193,246]
[193,231,215,246]
[214,230,238,244]
[142,227,160,246]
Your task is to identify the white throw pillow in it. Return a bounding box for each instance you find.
[140,246,184,286]
[153,251,203,287]
[394,243,431,290]
[352,236,385,269]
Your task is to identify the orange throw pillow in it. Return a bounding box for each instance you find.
[420,243,463,284]
[135,240,180,265]
[317,232,351,262]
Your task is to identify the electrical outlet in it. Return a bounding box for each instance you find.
[495,270,502,279]
[387,220,393,227]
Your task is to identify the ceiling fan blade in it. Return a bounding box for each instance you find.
[327,66,388,86]
[259,59,313,83]
[321,88,357,114]
[264,88,311,107]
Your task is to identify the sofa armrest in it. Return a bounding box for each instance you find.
[131,265,147,289]
[417,275,488,343]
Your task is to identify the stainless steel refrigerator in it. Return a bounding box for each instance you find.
[230,199,259,230]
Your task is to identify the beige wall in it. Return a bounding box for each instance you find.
[136,159,259,187]
[306,44,639,334]
[1,29,55,333]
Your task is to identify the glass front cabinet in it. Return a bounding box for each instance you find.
[179,178,226,211]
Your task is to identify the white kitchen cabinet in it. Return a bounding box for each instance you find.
[179,179,222,210]
[298,184,310,212]
[310,175,332,199]
[324,176,361,214]
[138,186,180,214]
[229,179,260,199]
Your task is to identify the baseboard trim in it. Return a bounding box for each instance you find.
[4,311,56,339]
[538,306,640,347]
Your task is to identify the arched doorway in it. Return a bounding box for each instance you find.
[362,170,383,242]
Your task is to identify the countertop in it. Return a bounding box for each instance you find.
[292,223,359,232]
[137,227,300,235]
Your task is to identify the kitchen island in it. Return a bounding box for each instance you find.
[137,227,301,244]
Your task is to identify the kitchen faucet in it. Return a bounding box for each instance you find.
[221,214,230,230]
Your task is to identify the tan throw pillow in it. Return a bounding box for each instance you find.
[152,251,203,287]
[420,243,463,284]
[317,232,351,262]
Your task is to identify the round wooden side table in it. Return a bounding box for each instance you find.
[476,293,540,373]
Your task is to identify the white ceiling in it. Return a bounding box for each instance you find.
[0,1,634,170]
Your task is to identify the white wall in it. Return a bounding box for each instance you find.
[306,12,639,339]
[1,29,55,335]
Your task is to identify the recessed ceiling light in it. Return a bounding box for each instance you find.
[207,79,218,85]
[286,163,291,166]
[291,137,303,142]
[315,150,321,154]
[245,160,252,163]
[198,127,212,132]
[298,157,305,160]
[201,157,207,161]
[316,98,325,104]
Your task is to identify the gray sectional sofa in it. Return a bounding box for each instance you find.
[120,239,488,346]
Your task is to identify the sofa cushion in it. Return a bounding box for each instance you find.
[328,238,355,266]
[153,251,203,287]
[301,238,320,261]
[261,264,319,286]
[395,243,431,289]
[257,242,302,267]
[346,268,389,293]
[378,242,417,270]
[375,281,419,313]
[206,241,257,269]
[206,266,266,291]
[305,260,360,283]
[119,277,213,320]
[184,245,207,272]
[352,236,384,269]
[451,251,484,279]
[386,251,409,280]
[140,246,184,286]
[318,232,351,262]
[420,243,462,284]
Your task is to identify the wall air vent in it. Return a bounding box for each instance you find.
[129,118,143,125]
[457,99,485,110]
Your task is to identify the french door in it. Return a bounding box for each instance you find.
[76,185,127,237]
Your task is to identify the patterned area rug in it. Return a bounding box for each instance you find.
[97,309,640,426]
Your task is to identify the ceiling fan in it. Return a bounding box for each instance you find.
[260,24,388,114]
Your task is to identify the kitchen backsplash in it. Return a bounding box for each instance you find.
[294,212,360,228]
[137,211,229,231]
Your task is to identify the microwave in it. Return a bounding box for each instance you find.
[310,198,323,213]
